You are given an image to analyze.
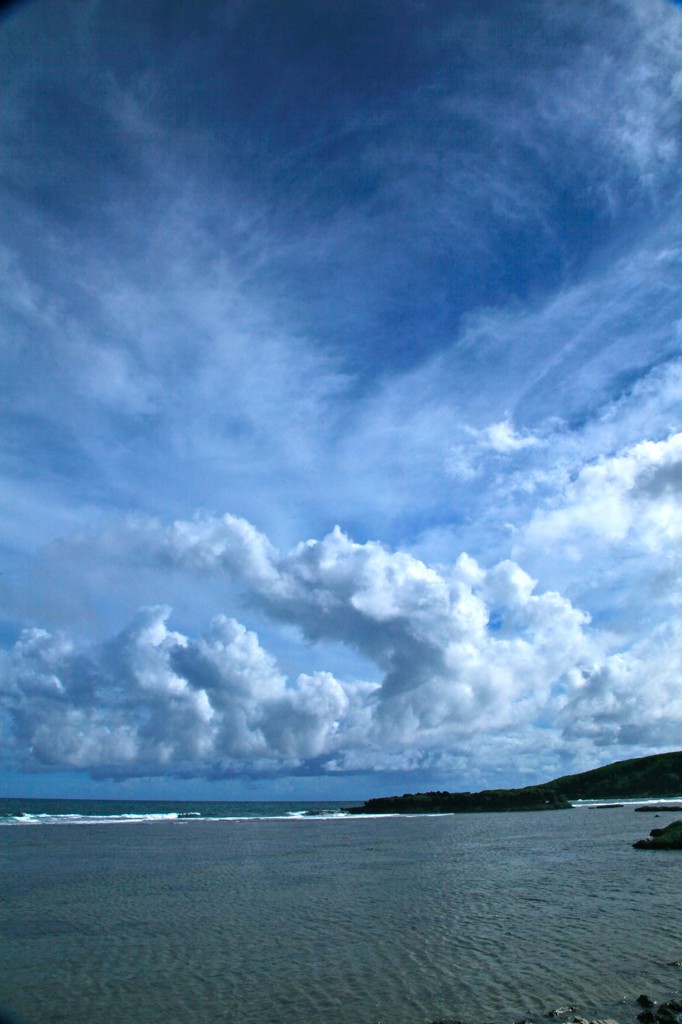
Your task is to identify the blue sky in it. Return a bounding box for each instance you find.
[1,0,682,800]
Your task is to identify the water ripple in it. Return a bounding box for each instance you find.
[1,810,681,1024]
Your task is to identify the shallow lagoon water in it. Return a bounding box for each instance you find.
[1,806,681,1024]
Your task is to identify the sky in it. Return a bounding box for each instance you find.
[1,0,682,801]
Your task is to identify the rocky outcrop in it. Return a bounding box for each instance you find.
[425,995,682,1024]
[637,998,682,1024]
[633,820,682,849]
[345,787,571,815]
[634,805,682,813]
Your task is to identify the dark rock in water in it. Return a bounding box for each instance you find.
[666,960,682,967]
[425,996,682,1024]
[635,805,682,812]
[657,1001,682,1018]
[657,1011,682,1024]
[633,820,682,849]
[636,998,682,1024]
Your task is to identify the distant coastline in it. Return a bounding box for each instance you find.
[345,750,682,815]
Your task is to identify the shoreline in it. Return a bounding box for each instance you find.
[424,992,682,1024]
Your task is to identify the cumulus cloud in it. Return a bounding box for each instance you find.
[520,432,682,555]
[162,514,282,590]
[513,432,682,620]
[557,619,682,749]
[4,508,682,779]
[2,516,637,779]
[0,605,368,776]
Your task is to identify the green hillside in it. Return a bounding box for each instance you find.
[540,750,682,801]
[347,750,682,815]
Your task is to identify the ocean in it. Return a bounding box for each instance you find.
[1,798,681,1024]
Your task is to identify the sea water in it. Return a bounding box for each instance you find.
[1,801,681,1024]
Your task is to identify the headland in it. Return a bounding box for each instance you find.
[346,750,682,814]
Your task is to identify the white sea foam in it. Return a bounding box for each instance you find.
[1,811,186,826]
[0,809,403,825]
[285,808,351,819]
[571,798,682,808]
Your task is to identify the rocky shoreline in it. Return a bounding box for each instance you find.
[425,992,682,1024]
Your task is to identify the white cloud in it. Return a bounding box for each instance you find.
[162,514,282,590]
[446,419,542,480]
[0,518,617,778]
[518,432,682,567]
[1,605,368,775]
[557,618,682,749]
[483,421,541,454]
[4,507,682,780]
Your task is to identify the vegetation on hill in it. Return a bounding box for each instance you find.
[346,750,682,815]
[538,751,682,801]
[346,787,570,815]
